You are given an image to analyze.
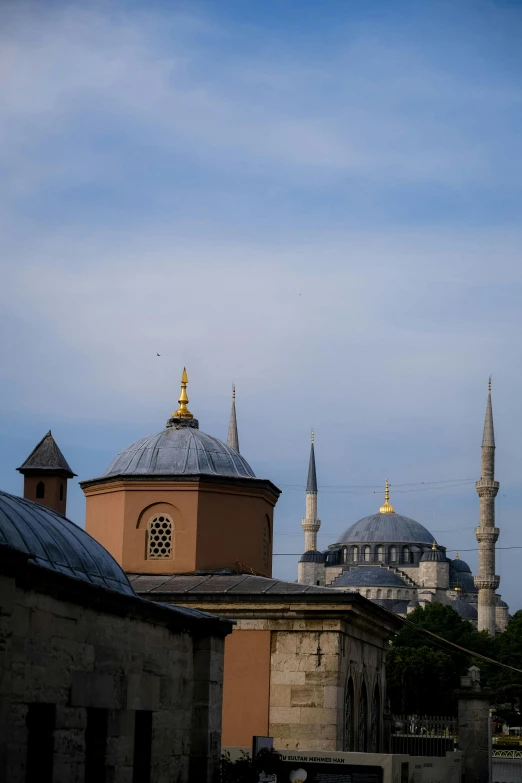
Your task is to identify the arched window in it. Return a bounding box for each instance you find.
[376,545,383,562]
[390,546,397,562]
[59,483,64,501]
[370,685,381,753]
[386,589,392,599]
[146,515,173,559]
[403,546,411,564]
[376,589,382,599]
[36,481,45,499]
[364,546,371,562]
[344,678,355,751]
[352,546,359,563]
[397,590,402,600]
[358,682,368,752]
[365,589,371,599]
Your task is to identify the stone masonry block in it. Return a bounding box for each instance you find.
[299,707,337,725]
[126,673,160,711]
[270,706,301,724]
[71,671,125,709]
[323,686,340,710]
[270,685,291,707]
[270,670,306,686]
[290,685,323,707]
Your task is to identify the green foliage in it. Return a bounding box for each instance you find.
[490,611,522,715]
[387,603,495,716]
[220,748,282,783]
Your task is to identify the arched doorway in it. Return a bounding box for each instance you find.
[344,677,355,751]
[358,682,368,752]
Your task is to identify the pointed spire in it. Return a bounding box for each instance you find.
[432,540,437,550]
[173,367,194,419]
[379,479,395,514]
[482,376,495,447]
[227,384,240,452]
[306,430,317,493]
[17,431,76,477]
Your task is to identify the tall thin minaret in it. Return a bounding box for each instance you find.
[227,384,240,452]
[474,377,500,634]
[302,430,321,551]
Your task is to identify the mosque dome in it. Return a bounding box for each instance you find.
[0,490,134,596]
[450,554,471,573]
[101,369,255,481]
[450,570,477,594]
[337,480,434,545]
[420,547,446,562]
[338,513,434,545]
[299,549,326,563]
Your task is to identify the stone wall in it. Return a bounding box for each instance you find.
[0,562,228,783]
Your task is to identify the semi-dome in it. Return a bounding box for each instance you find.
[0,490,134,595]
[450,570,477,593]
[299,549,326,563]
[334,567,409,588]
[103,426,255,480]
[451,597,478,620]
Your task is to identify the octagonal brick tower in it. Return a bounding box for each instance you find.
[474,378,500,634]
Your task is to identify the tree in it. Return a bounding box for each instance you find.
[387,603,495,716]
[490,611,522,719]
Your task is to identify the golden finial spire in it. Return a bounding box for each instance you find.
[311,428,315,444]
[173,367,194,419]
[455,551,459,560]
[310,541,315,550]
[379,479,395,514]
[432,540,437,550]
[455,585,461,592]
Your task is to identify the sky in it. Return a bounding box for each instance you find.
[1,0,522,610]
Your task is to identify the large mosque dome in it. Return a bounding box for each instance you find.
[338,511,434,545]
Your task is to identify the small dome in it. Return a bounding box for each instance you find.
[334,566,409,588]
[337,512,434,545]
[450,570,477,593]
[0,490,134,595]
[392,600,409,614]
[420,548,446,562]
[299,549,326,563]
[451,598,478,620]
[450,556,472,573]
[102,421,255,480]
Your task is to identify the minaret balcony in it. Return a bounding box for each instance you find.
[474,575,500,591]
[474,527,499,543]
[475,479,499,498]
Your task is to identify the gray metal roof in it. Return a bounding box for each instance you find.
[337,512,434,545]
[306,441,317,493]
[451,597,478,620]
[0,490,133,595]
[449,570,477,593]
[299,549,325,563]
[450,557,472,573]
[482,386,495,448]
[129,572,351,595]
[17,431,76,477]
[101,422,255,480]
[333,567,409,588]
[420,548,446,562]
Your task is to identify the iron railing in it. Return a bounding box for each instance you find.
[391,714,458,757]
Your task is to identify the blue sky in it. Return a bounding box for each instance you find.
[1,0,522,609]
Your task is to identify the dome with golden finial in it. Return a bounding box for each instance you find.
[100,369,255,480]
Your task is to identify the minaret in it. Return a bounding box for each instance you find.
[227,384,240,452]
[302,430,321,551]
[474,377,500,634]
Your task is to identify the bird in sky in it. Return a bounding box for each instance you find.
[156,353,161,356]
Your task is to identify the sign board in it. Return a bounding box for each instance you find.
[277,754,383,783]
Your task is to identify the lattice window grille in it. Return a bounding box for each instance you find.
[147,515,173,559]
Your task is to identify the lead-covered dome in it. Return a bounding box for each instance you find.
[103,425,255,480]
[338,512,434,545]
[0,490,134,595]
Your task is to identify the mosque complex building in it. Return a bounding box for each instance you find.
[297,380,509,634]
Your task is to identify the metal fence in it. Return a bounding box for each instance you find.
[391,715,458,757]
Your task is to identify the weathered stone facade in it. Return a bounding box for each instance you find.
[0,546,231,783]
[130,573,401,754]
